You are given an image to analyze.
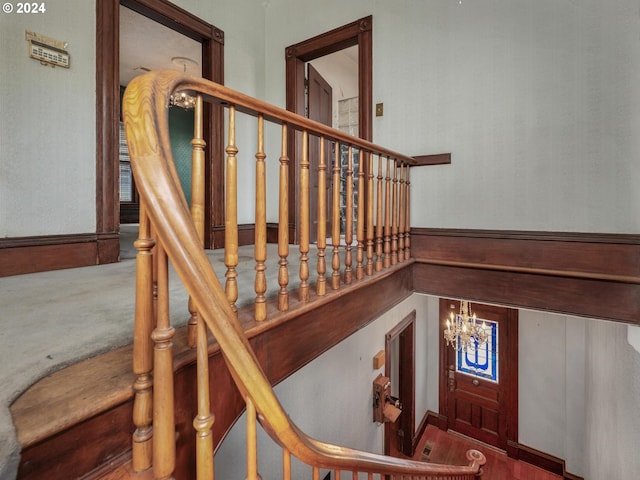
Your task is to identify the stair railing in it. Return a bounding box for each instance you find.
[123,70,485,479]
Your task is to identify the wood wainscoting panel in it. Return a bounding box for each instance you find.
[0,233,119,277]
[412,229,640,325]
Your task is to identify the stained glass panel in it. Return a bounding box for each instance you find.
[456,319,499,383]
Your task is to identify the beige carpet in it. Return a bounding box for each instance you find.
[0,229,308,479]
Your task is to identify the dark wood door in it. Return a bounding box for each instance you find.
[439,299,518,451]
[307,63,332,242]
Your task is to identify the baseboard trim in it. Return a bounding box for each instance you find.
[423,410,448,431]
[0,233,119,277]
[508,441,583,480]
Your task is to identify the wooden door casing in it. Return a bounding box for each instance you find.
[385,310,416,458]
[439,299,518,452]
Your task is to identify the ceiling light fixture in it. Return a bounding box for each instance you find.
[170,56,198,109]
[443,300,489,352]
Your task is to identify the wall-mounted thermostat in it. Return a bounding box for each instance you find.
[25,30,70,68]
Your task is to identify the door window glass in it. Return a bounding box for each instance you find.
[456,319,498,383]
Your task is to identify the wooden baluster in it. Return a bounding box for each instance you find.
[352,472,358,480]
[283,448,291,480]
[391,160,399,266]
[344,145,353,285]
[188,94,206,348]
[383,156,391,269]
[153,242,175,480]
[356,149,365,280]
[194,302,214,480]
[254,114,267,321]
[132,205,154,472]
[405,166,411,259]
[299,129,310,303]
[312,467,320,480]
[375,154,383,272]
[331,143,341,290]
[246,397,260,480]
[365,151,374,276]
[225,106,239,312]
[334,470,341,480]
[398,162,405,262]
[278,124,290,311]
[316,136,327,296]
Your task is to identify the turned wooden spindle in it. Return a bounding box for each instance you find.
[299,129,310,303]
[331,142,341,290]
[278,124,290,311]
[224,106,239,313]
[246,397,261,480]
[187,94,206,348]
[344,145,354,285]
[193,308,214,480]
[283,449,291,480]
[365,151,375,276]
[375,154,383,272]
[383,156,391,269]
[405,166,411,258]
[391,160,399,266]
[152,243,176,480]
[316,136,327,296]
[254,114,267,321]
[132,206,154,472]
[398,163,405,262]
[355,149,365,280]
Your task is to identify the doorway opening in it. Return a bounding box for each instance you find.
[285,16,372,243]
[385,310,416,457]
[95,0,224,258]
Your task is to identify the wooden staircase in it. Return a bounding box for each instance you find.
[11,70,486,479]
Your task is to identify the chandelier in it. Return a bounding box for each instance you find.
[443,300,489,351]
[170,90,196,109]
[169,56,198,109]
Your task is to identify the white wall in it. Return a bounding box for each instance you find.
[518,310,586,476]
[0,0,97,237]
[263,0,640,234]
[0,0,268,238]
[518,310,640,478]
[215,293,435,479]
[6,0,636,238]
[583,319,640,479]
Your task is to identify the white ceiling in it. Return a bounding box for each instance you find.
[119,6,202,86]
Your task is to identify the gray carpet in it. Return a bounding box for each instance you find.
[0,225,308,479]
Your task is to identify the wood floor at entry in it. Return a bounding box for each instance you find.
[416,425,562,480]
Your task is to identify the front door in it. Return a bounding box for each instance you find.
[439,299,518,451]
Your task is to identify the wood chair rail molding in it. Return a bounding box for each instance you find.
[412,153,451,166]
[412,228,640,324]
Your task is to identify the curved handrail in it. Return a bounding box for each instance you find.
[122,70,484,476]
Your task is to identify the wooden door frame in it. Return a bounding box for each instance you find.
[438,299,519,457]
[285,15,372,242]
[96,0,224,249]
[384,310,416,457]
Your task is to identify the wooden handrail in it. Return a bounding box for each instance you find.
[123,70,483,479]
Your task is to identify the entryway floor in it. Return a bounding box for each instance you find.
[413,425,563,480]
